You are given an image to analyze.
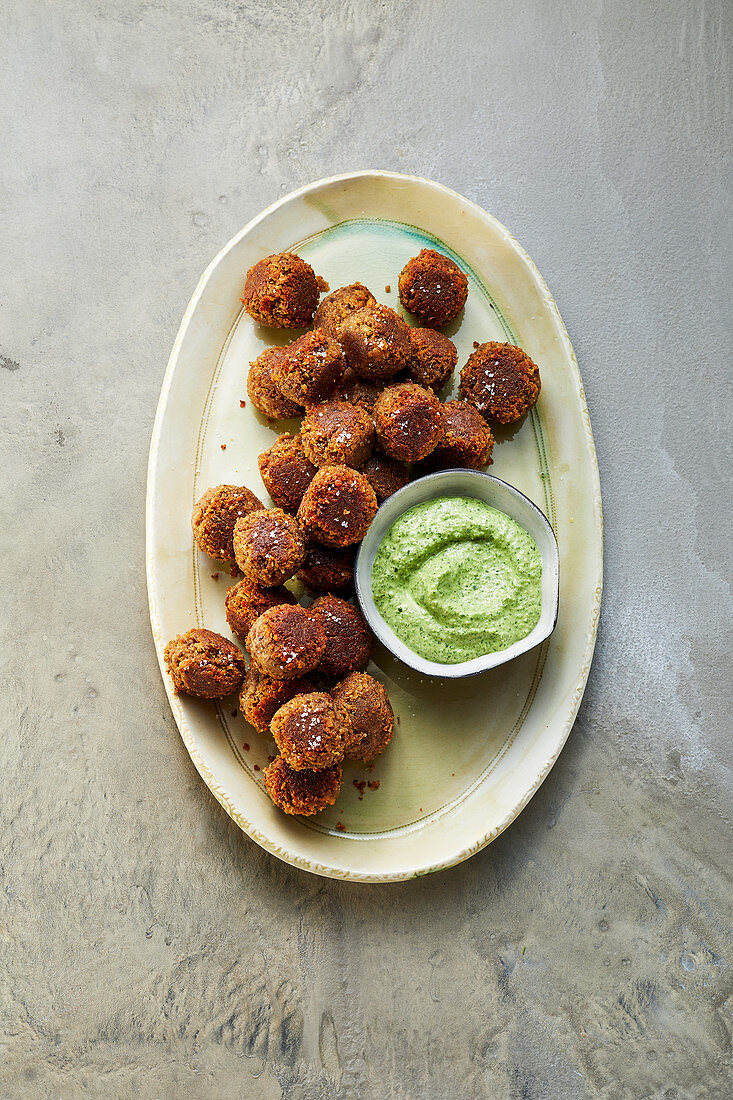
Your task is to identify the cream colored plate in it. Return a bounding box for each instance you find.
[146,172,603,882]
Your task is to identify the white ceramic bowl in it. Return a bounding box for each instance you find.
[355,470,559,679]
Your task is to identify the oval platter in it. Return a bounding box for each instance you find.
[146,171,603,882]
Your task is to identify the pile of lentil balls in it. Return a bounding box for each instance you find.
[164,247,541,818]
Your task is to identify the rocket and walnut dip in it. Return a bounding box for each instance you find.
[164,246,544,818]
[371,497,543,665]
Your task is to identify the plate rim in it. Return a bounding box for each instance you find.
[146,170,603,882]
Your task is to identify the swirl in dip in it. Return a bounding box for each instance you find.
[371,496,542,664]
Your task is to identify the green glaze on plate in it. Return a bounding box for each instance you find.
[372,496,542,664]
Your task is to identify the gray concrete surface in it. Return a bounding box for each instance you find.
[2,1,731,1097]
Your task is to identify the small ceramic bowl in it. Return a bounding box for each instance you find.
[355,469,559,679]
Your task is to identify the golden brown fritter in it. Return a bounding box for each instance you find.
[360,454,410,504]
[272,328,346,405]
[239,667,315,734]
[164,628,246,698]
[297,466,378,548]
[310,595,373,678]
[373,382,444,463]
[246,604,327,679]
[398,248,468,327]
[428,400,495,469]
[270,692,351,770]
[296,541,356,595]
[301,401,375,469]
[332,368,383,413]
[191,484,264,564]
[263,756,342,816]
[338,304,411,381]
[407,327,457,391]
[314,283,376,338]
[246,347,302,420]
[225,579,296,640]
[241,252,321,328]
[331,672,394,763]
[233,508,306,587]
[258,433,317,514]
[459,342,541,423]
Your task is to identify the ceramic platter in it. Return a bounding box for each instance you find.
[146,172,603,882]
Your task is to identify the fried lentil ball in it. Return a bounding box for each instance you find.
[246,604,327,679]
[398,248,468,327]
[310,595,374,678]
[246,347,302,420]
[297,466,378,548]
[314,282,376,338]
[270,692,351,771]
[164,628,246,698]
[332,368,382,413]
[241,252,320,328]
[360,454,410,504]
[460,341,541,423]
[338,304,411,382]
[296,541,356,595]
[428,400,495,469]
[271,328,346,406]
[258,433,317,514]
[225,578,296,640]
[372,382,444,463]
[263,756,342,816]
[233,508,306,587]
[191,484,264,564]
[407,327,458,391]
[239,666,315,734]
[301,400,375,469]
[331,672,394,763]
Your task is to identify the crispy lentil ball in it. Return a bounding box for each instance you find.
[164,628,246,698]
[225,579,296,640]
[241,252,320,328]
[296,541,356,595]
[258,433,317,514]
[270,692,351,770]
[301,400,375,469]
[246,347,302,420]
[429,400,495,469]
[297,466,378,548]
[192,484,264,564]
[361,454,410,504]
[398,248,468,327]
[373,382,444,463]
[246,604,327,679]
[310,595,373,678]
[239,667,315,734]
[332,368,382,413]
[233,508,306,587]
[271,328,345,406]
[460,341,541,423]
[338,304,411,382]
[263,756,342,816]
[314,283,376,338]
[331,672,394,763]
[407,327,458,391]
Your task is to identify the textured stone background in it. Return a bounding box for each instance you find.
[1,1,731,1097]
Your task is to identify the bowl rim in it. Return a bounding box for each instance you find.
[354,469,560,679]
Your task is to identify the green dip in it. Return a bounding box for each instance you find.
[371,496,542,664]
